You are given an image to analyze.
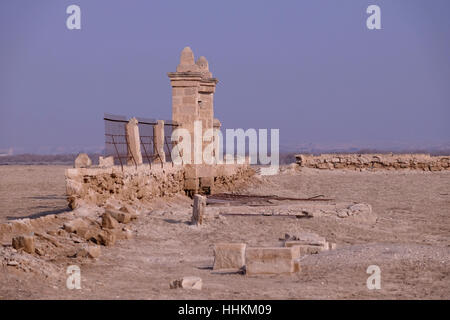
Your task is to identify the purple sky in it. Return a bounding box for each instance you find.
[1,0,449,154]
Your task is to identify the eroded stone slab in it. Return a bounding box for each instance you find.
[213,243,246,270]
[245,247,295,275]
[170,276,203,290]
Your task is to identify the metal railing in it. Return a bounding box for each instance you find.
[104,113,180,170]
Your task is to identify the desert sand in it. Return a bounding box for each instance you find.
[0,165,449,299]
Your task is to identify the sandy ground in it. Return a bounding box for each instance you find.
[0,165,69,222]
[0,165,449,299]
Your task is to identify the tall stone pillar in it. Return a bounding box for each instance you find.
[153,120,166,163]
[126,117,143,166]
[168,47,218,165]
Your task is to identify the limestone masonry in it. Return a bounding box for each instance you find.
[295,153,450,171]
[67,47,254,205]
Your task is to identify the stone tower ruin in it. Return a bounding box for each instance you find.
[168,47,220,164]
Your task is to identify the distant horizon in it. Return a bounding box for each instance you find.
[1,139,450,157]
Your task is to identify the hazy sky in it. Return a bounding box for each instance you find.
[1,0,449,153]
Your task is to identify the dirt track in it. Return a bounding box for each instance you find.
[0,165,449,299]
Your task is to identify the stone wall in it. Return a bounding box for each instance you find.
[65,163,254,209]
[66,164,185,209]
[295,154,450,171]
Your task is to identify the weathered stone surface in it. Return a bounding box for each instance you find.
[102,212,119,229]
[295,153,450,171]
[77,245,101,259]
[106,208,131,224]
[122,227,133,240]
[283,232,327,246]
[285,242,328,255]
[74,226,95,241]
[153,120,166,163]
[245,247,295,275]
[126,117,143,166]
[65,165,186,208]
[65,162,254,209]
[63,218,89,233]
[98,229,116,246]
[12,235,35,254]
[192,194,206,225]
[213,243,246,270]
[74,153,92,168]
[196,56,212,78]
[170,276,202,290]
[293,259,301,273]
[98,156,114,168]
[119,205,139,218]
[35,247,44,256]
[176,47,199,72]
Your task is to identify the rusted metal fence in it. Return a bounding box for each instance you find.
[104,114,129,169]
[163,120,179,164]
[104,113,179,170]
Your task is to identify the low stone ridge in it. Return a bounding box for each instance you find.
[295,153,450,171]
[282,232,337,256]
[211,202,373,220]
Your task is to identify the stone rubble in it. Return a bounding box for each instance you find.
[296,153,450,171]
[170,276,203,290]
[212,232,337,276]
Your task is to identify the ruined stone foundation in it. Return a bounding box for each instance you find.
[296,154,450,171]
[65,163,254,209]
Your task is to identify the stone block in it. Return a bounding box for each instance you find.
[213,243,246,270]
[192,194,206,225]
[200,176,214,188]
[106,208,132,224]
[293,259,301,273]
[245,247,295,275]
[98,229,116,246]
[184,178,199,191]
[170,80,201,87]
[12,235,35,254]
[170,276,202,290]
[77,245,101,259]
[102,212,119,229]
[63,218,89,233]
[74,153,92,168]
[197,164,215,177]
[99,156,114,168]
